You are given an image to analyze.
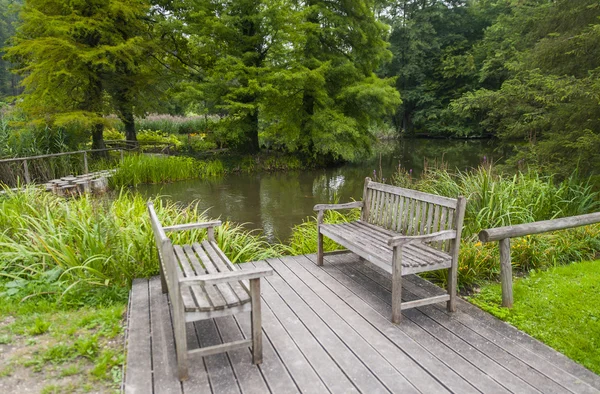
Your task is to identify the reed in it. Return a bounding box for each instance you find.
[110,154,224,187]
[0,188,282,302]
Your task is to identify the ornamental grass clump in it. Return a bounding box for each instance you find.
[395,163,600,289]
[0,187,282,302]
[110,154,224,187]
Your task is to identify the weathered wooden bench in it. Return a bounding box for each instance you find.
[315,177,466,323]
[147,202,273,380]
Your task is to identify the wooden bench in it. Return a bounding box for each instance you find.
[315,177,466,324]
[147,202,273,380]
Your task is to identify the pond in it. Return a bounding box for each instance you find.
[137,138,500,242]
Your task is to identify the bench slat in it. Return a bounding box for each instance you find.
[172,246,205,311]
[193,242,241,307]
[367,181,458,208]
[208,241,251,301]
[345,222,448,266]
[182,245,227,310]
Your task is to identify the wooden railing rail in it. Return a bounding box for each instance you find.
[478,212,600,308]
[0,147,125,184]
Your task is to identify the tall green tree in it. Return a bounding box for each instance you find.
[5,0,155,149]
[261,0,400,161]
[452,0,600,177]
[384,0,509,135]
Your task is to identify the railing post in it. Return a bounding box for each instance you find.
[83,151,89,174]
[499,238,513,308]
[23,159,31,184]
[120,149,124,162]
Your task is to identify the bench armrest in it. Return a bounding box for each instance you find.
[179,267,273,287]
[163,220,222,232]
[388,230,457,248]
[313,201,363,211]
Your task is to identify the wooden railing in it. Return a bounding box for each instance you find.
[478,212,600,307]
[0,148,125,185]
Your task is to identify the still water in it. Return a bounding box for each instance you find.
[137,139,499,242]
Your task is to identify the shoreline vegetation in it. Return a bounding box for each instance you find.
[1,160,599,389]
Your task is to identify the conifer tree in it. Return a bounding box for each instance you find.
[5,0,154,149]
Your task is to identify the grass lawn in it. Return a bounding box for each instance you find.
[469,259,600,375]
[0,298,126,393]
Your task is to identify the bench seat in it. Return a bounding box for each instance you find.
[173,241,251,312]
[320,221,452,275]
[315,177,466,324]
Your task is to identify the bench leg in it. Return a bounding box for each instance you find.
[447,265,457,313]
[317,232,324,266]
[172,296,189,380]
[392,247,402,324]
[159,264,168,294]
[250,278,263,364]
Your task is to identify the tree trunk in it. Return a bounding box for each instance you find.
[122,109,137,142]
[91,122,108,158]
[242,110,260,153]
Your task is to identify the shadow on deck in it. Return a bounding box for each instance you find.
[124,252,600,394]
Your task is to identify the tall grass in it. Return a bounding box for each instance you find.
[0,188,284,302]
[393,164,600,288]
[110,154,224,187]
[285,164,600,290]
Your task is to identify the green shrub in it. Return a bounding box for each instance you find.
[136,129,182,148]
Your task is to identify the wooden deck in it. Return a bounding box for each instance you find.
[124,252,600,394]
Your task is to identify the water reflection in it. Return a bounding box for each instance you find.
[137,139,499,242]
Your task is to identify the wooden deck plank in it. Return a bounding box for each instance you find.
[213,315,269,394]
[297,253,486,394]
[181,319,212,394]
[149,277,183,394]
[291,253,512,394]
[125,253,600,394]
[281,254,441,393]
[250,260,360,393]
[335,257,543,394]
[124,279,153,394]
[270,255,420,393]
[349,257,600,394]
[194,318,241,394]
[402,274,600,390]
[263,257,390,393]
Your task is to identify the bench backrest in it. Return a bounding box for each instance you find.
[361,178,462,252]
[147,202,177,291]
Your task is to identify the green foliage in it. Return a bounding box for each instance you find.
[384,0,510,135]
[136,130,182,148]
[390,163,600,288]
[110,154,223,187]
[469,260,600,374]
[4,0,159,146]
[451,0,600,178]
[0,188,283,300]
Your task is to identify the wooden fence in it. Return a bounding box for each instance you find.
[478,212,600,307]
[0,148,124,186]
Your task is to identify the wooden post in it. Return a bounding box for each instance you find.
[120,149,124,162]
[23,159,31,184]
[250,278,262,364]
[317,210,324,266]
[391,246,403,324]
[83,151,89,174]
[207,226,215,242]
[499,238,513,308]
